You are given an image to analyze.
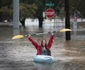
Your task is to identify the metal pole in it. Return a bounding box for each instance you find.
[65,0,71,40]
[13,0,19,35]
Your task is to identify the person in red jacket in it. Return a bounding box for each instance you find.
[28,32,54,56]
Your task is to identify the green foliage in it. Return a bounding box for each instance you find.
[20,3,37,18]
[0,7,12,21]
[59,7,65,19]
[20,0,34,4]
[0,0,12,21]
[69,0,85,17]
[1,0,85,21]
[0,0,12,8]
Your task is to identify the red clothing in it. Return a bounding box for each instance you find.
[28,35,54,55]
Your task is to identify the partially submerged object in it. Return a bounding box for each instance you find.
[34,55,55,63]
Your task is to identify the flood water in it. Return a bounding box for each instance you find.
[0,23,85,70]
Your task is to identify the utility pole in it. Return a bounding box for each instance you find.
[65,0,71,40]
[13,0,19,35]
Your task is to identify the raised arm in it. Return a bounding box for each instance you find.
[28,34,39,49]
[47,32,54,49]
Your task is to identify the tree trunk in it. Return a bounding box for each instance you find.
[20,18,25,28]
[37,16,43,28]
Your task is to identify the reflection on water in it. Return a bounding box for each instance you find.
[64,60,85,70]
[1,25,85,41]
[0,24,85,70]
[33,60,85,70]
[13,28,20,36]
[34,62,54,70]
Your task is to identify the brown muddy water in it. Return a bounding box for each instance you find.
[0,25,85,70]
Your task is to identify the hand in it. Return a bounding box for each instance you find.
[28,34,31,38]
[25,34,31,37]
[51,32,54,36]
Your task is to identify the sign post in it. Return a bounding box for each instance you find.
[45,8,55,31]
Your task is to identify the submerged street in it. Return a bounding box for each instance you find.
[0,22,85,70]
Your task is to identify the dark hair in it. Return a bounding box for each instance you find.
[41,40,47,47]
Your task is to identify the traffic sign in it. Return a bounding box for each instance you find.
[45,3,54,6]
[45,8,55,19]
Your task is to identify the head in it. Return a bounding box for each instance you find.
[41,40,47,47]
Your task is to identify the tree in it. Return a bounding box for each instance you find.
[1,0,85,27]
[19,3,37,28]
[0,7,12,21]
[20,3,37,18]
[0,0,12,21]
[20,0,63,28]
[33,0,64,28]
[0,0,65,28]
[20,0,45,28]
[69,0,85,18]
[0,0,12,8]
